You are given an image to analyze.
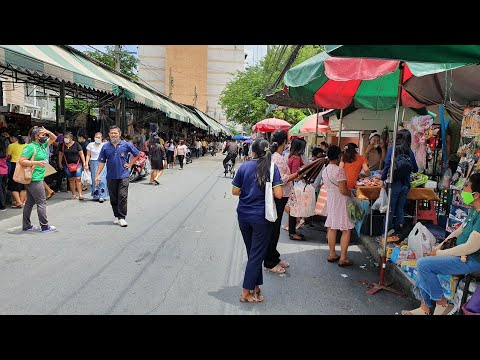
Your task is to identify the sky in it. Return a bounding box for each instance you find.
[72,45,266,67]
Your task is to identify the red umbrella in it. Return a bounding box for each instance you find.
[252,118,291,132]
[300,115,330,133]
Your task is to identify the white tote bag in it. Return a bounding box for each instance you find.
[265,161,278,222]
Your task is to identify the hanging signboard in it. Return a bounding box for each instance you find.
[461,107,480,137]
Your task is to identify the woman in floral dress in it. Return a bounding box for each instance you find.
[322,145,355,267]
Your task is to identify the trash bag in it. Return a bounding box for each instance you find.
[407,222,437,258]
[81,169,92,186]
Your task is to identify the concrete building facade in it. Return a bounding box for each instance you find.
[138,45,244,125]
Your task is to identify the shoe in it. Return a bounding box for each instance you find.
[118,219,128,227]
[99,198,105,203]
[0,206,6,211]
[265,264,286,274]
[113,218,119,224]
[433,303,454,315]
[289,234,306,241]
[23,225,41,231]
[327,255,341,263]
[240,293,264,303]
[41,225,57,233]
[401,307,430,315]
[338,259,354,267]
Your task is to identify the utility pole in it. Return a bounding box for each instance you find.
[169,67,173,99]
[114,45,121,72]
[193,86,197,107]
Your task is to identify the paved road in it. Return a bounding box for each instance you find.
[0,155,416,314]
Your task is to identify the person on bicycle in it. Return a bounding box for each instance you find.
[223,138,238,175]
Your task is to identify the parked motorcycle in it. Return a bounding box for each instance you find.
[129,151,149,182]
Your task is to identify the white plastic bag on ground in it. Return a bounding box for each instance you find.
[407,222,437,258]
[81,169,92,186]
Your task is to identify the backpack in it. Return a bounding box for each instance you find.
[0,136,7,159]
[393,153,413,180]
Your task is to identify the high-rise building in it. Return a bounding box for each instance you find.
[138,45,244,125]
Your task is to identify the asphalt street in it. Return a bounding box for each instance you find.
[0,155,416,314]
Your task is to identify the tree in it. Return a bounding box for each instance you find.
[85,46,138,80]
[220,45,324,127]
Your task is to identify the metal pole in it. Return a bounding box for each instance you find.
[337,108,343,146]
[0,81,3,106]
[60,81,66,133]
[55,96,59,128]
[114,45,121,72]
[121,89,126,133]
[315,108,319,144]
[379,62,404,285]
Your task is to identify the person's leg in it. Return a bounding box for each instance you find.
[238,222,256,300]
[250,222,273,288]
[99,166,109,199]
[20,190,26,204]
[0,175,6,208]
[28,181,48,228]
[339,229,352,263]
[22,183,35,229]
[12,191,21,206]
[388,181,401,231]
[43,181,54,197]
[394,185,409,228]
[406,256,480,314]
[154,169,163,182]
[327,228,338,260]
[117,178,130,220]
[75,177,83,198]
[178,155,184,169]
[223,154,231,172]
[108,179,120,219]
[264,197,288,269]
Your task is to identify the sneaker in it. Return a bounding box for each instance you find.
[118,218,128,227]
[99,198,105,203]
[0,206,6,211]
[23,225,41,231]
[41,225,57,233]
[113,218,119,224]
[401,307,430,315]
[433,303,454,315]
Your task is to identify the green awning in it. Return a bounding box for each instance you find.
[0,45,202,126]
[193,109,224,134]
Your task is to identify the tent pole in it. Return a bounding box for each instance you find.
[337,109,343,146]
[367,62,405,296]
[315,108,319,145]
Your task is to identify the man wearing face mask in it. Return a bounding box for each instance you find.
[402,173,480,315]
[363,132,386,171]
[17,127,57,232]
[95,126,140,227]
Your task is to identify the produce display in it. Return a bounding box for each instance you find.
[410,173,428,188]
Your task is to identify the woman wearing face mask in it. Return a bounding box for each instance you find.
[402,174,480,315]
[86,132,109,203]
[17,126,57,232]
[58,132,87,200]
[363,132,386,171]
[340,143,370,191]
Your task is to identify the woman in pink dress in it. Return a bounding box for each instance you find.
[322,145,355,266]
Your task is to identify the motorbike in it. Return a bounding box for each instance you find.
[129,151,149,182]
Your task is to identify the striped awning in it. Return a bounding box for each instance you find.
[192,109,224,134]
[0,45,209,129]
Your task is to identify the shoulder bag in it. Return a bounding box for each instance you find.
[13,146,36,184]
[63,143,80,172]
[265,161,278,222]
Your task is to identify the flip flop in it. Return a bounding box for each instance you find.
[327,255,341,263]
[338,259,354,267]
[240,294,264,303]
[265,264,286,274]
[46,192,55,200]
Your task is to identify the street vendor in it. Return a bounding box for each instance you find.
[362,132,386,171]
[402,173,480,315]
[340,143,370,191]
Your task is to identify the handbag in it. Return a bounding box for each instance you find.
[44,163,57,178]
[63,143,80,173]
[13,146,36,185]
[265,161,277,222]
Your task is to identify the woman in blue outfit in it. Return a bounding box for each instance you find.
[381,129,418,234]
[86,132,109,203]
[402,173,480,315]
[232,138,283,303]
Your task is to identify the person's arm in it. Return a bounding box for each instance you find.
[6,144,12,161]
[435,231,480,257]
[79,149,87,170]
[231,164,243,196]
[272,165,283,199]
[362,143,373,157]
[380,142,387,163]
[362,159,371,177]
[381,146,392,181]
[39,127,56,146]
[86,149,91,166]
[339,161,345,169]
[125,143,140,169]
[58,150,63,169]
[410,149,419,173]
[338,180,351,197]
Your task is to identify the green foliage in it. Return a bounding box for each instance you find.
[58,98,95,115]
[85,46,138,80]
[220,45,324,127]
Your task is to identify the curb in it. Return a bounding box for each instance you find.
[359,234,415,299]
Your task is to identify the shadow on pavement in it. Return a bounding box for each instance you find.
[87,221,116,226]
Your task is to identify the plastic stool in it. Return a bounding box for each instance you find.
[416,200,437,224]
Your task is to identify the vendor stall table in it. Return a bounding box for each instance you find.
[356,186,441,236]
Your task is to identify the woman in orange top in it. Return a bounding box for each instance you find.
[339,143,370,191]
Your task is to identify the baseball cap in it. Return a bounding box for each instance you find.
[369,132,381,140]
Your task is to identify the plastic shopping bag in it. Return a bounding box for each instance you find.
[292,181,316,218]
[371,187,388,213]
[354,200,370,236]
[81,169,92,186]
[407,222,437,258]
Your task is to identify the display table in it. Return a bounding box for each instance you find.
[356,186,440,236]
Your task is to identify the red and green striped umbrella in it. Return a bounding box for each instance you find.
[284,52,464,111]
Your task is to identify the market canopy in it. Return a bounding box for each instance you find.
[290,109,333,135]
[325,45,480,64]
[0,45,209,130]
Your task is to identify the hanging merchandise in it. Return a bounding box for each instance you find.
[461,107,480,137]
[404,115,434,173]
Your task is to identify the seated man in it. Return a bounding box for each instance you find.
[222,138,238,174]
[402,173,480,315]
